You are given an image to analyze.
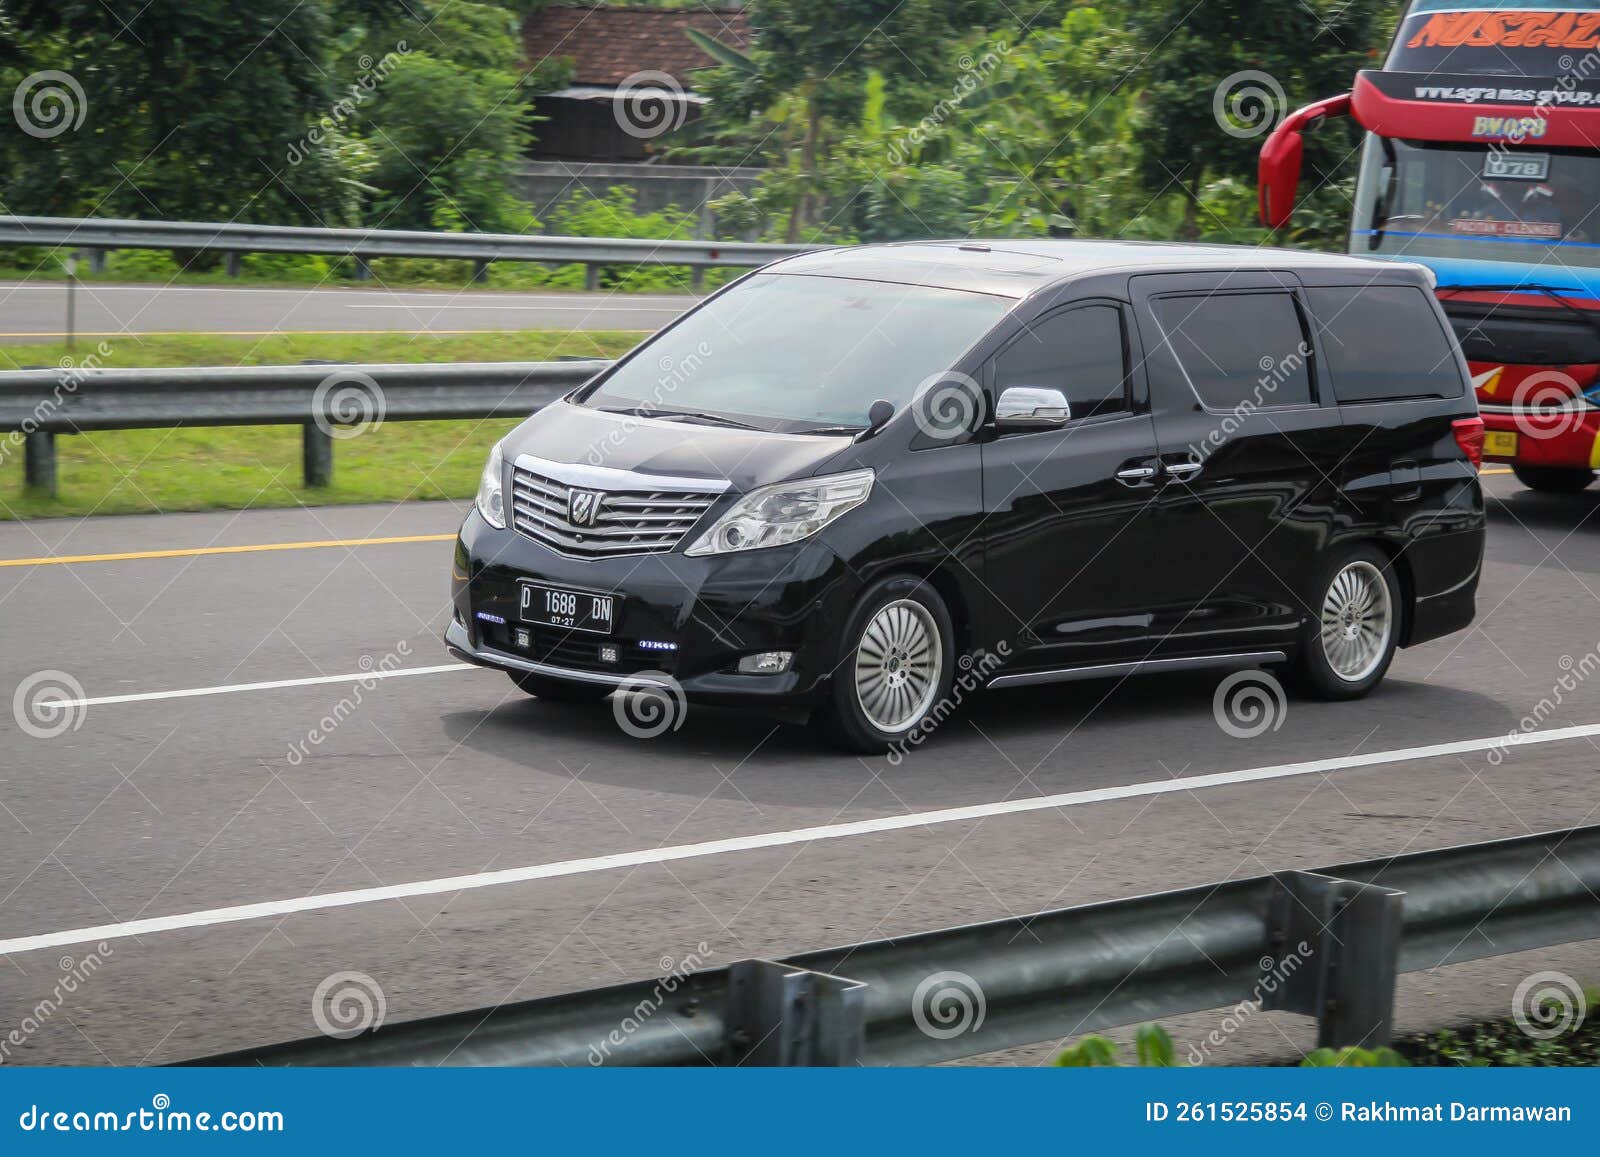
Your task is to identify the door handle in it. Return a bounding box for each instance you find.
[1115,465,1159,483]
[1165,460,1203,479]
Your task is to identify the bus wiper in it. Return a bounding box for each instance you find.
[1438,283,1600,340]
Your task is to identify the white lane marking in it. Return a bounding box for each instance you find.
[340,303,691,312]
[3,720,1594,957]
[61,664,472,709]
[0,282,695,306]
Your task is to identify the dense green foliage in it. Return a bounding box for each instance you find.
[0,1,562,242]
[0,0,1400,265]
[690,0,1390,250]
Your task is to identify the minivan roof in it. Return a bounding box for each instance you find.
[772,239,1418,299]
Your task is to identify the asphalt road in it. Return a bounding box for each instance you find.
[0,281,696,342]
[1,470,1598,1066]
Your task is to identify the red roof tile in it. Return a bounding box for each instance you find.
[523,4,752,90]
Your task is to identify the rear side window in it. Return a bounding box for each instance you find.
[1305,286,1465,403]
[1149,292,1314,409]
[994,304,1129,419]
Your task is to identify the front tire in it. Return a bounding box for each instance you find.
[813,576,956,754]
[508,670,613,703]
[1292,546,1401,700]
[1511,464,1595,493]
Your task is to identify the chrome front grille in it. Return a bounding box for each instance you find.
[510,464,721,558]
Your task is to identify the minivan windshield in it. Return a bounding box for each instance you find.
[580,273,1013,432]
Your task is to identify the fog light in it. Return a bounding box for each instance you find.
[514,627,532,649]
[737,651,793,675]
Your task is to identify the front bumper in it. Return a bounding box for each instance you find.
[446,509,859,710]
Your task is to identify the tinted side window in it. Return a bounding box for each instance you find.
[1149,292,1313,409]
[1306,286,1465,403]
[994,305,1128,419]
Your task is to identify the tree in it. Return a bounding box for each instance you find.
[0,0,361,228]
[1117,0,1382,238]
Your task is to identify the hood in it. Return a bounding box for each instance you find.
[504,400,854,493]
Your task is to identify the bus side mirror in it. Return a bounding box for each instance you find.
[1257,92,1353,230]
[1259,123,1306,229]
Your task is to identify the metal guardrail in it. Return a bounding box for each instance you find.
[0,215,822,289]
[187,824,1600,1067]
[0,360,612,493]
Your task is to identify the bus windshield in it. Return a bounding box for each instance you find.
[1352,136,1600,271]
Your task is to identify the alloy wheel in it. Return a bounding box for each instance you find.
[853,599,943,733]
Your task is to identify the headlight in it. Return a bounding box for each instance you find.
[475,442,506,529]
[685,469,873,557]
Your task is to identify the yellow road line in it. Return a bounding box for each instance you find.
[1482,467,1513,475]
[0,533,455,568]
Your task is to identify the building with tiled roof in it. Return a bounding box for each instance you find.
[524,4,751,162]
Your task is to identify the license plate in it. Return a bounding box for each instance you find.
[519,582,615,634]
[1484,430,1519,458]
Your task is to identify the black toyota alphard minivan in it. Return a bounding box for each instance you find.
[447,240,1485,752]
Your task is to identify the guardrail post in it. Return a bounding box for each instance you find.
[225,252,241,278]
[472,259,489,284]
[354,256,372,282]
[82,248,107,274]
[722,959,867,1066]
[1262,871,1405,1050]
[583,263,600,292]
[691,266,706,292]
[23,431,57,496]
[303,423,333,488]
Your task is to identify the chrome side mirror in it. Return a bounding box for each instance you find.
[994,386,1072,430]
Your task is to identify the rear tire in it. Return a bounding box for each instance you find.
[508,670,613,703]
[1511,464,1595,493]
[813,575,956,755]
[1291,545,1401,701]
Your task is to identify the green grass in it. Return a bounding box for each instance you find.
[0,327,642,372]
[0,328,644,521]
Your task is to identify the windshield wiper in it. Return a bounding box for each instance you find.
[596,406,762,431]
[1437,283,1600,341]
[798,424,866,436]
